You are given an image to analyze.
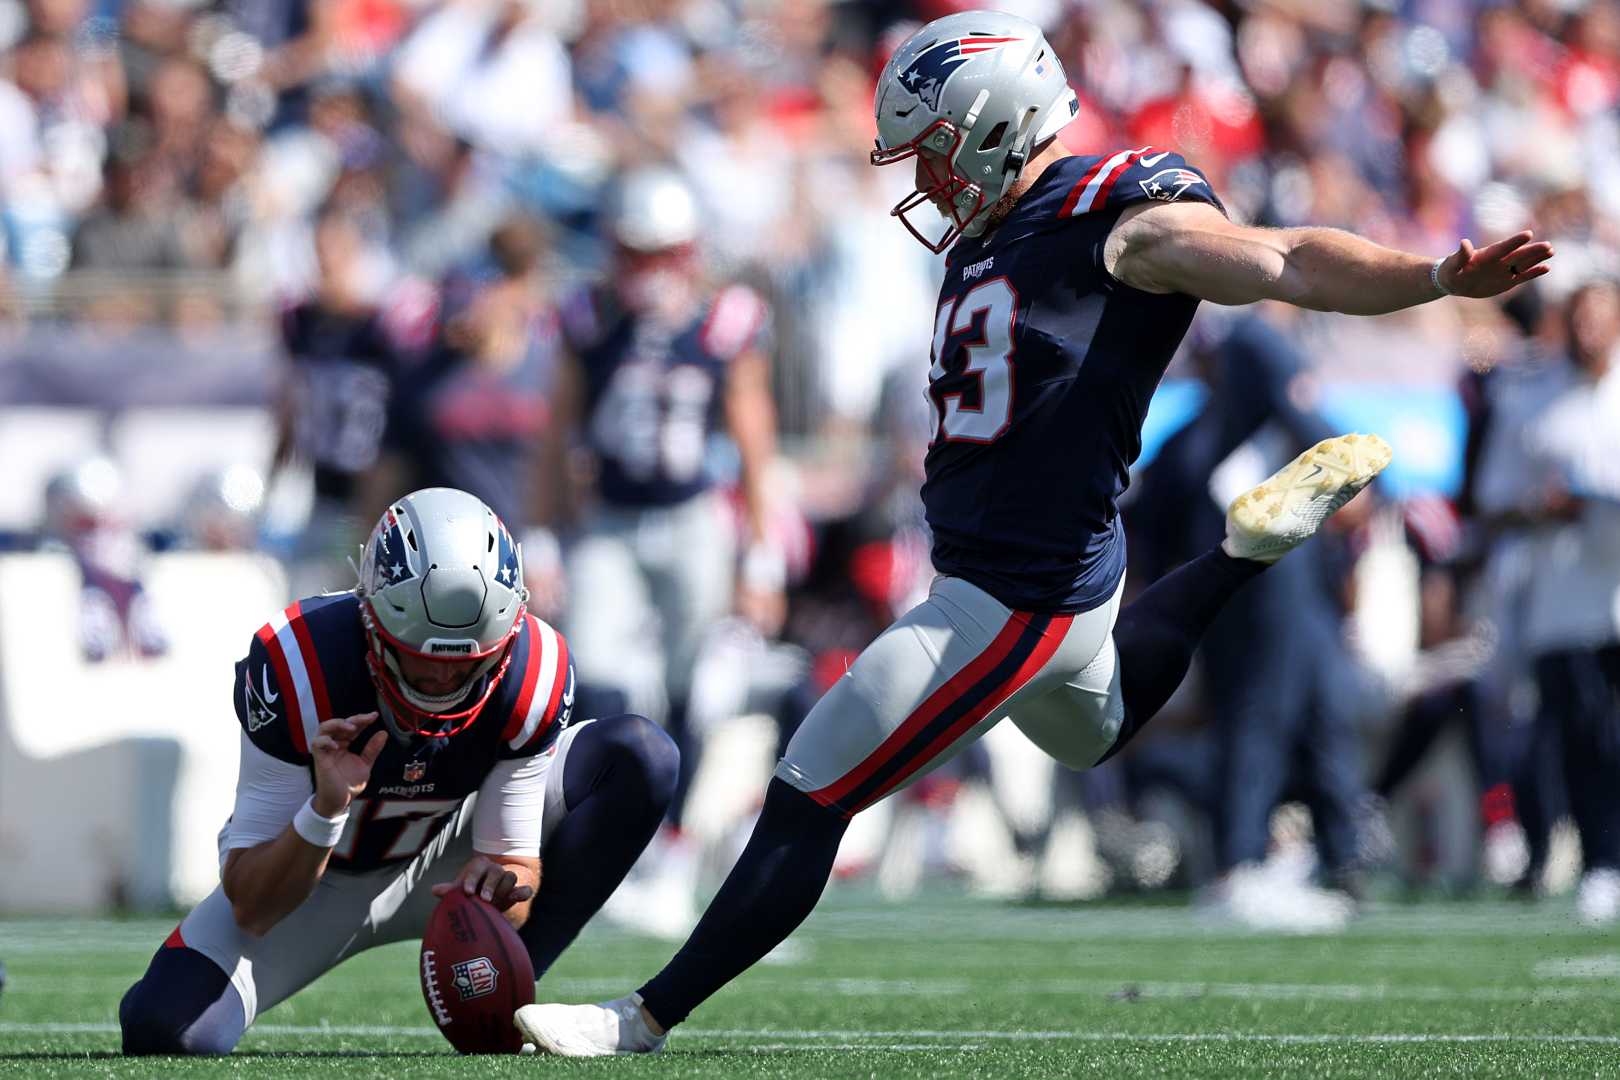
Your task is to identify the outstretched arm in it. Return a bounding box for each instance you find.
[1105,201,1553,314]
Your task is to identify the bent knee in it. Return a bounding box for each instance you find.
[594,713,681,803]
[119,962,242,1055]
[120,982,189,1055]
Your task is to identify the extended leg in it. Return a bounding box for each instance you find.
[1096,548,1266,762]
[637,778,846,1024]
[517,577,1101,1054]
[1101,432,1392,762]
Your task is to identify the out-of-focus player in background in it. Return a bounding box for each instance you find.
[518,9,1554,1056]
[42,456,169,662]
[270,205,403,598]
[118,487,678,1055]
[551,166,783,934]
[380,215,571,620]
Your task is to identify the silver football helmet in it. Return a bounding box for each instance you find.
[607,166,700,253]
[356,488,528,737]
[872,11,1079,251]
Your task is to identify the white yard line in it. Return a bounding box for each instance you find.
[4,1022,1620,1046]
[17,975,1620,1004]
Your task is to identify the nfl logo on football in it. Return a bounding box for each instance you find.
[451,956,499,1001]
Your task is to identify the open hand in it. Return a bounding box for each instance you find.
[311,712,385,817]
[431,855,537,911]
[1439,231,1554,297]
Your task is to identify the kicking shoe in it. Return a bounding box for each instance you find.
[514,993,667,1057]
[1223,433,1393,563]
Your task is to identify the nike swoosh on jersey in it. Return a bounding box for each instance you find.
[1139,151,1170,167]
[260,667,279,703]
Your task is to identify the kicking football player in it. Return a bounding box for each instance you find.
[517,10,1553,1056]
[119,487,679,1055]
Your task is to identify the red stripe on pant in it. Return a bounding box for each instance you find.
[810,613,1073,814]
[844,614,1073,815]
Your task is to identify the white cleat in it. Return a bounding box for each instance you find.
[514,993,667,1058]
[1223,433,1394,563]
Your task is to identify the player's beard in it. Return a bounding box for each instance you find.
[980,188,1022,233]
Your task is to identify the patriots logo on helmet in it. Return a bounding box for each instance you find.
[494,521,521,589]
[1139,168,1206,203]
[897,36,1019,112]
[371,509,417,591]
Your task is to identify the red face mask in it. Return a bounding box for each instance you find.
[870,119,986,253]
[360,599,525,739]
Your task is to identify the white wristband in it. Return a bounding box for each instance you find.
[1430,258,1452,296]
[292,796,349,849]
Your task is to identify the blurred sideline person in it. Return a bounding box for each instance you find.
[1367,496,1516,889]
[551,166,783,934]
[1518,281,1620,924]
[118,488,678,1055]
[519,12,1543,1055]
[1129,310,1367,927]
[1457,305,1577,892]
[380,216,570,618]
[270,205,402,598]
[42,456,169,662]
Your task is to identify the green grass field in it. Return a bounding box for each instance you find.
[3,892,1618,1078]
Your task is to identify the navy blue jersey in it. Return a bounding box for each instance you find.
[386,311,561,531]
[280,303,397,502]
[561,284,769,508]
[923,148,1224,613]
[232,592,574,872]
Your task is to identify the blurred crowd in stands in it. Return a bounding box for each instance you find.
[4,0,1620,930]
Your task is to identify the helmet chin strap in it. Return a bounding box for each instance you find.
[960,109,1049,238]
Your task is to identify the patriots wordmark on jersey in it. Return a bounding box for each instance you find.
[233,592,574,871]
[922,147,1224,613]
[562,283,770,508]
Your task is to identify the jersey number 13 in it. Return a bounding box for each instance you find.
[929,277,1019,444]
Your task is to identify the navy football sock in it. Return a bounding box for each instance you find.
[638,779,847,1028]
[519,714,678,976]
[120,944,245,1055]
[1098,547,1266,763]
